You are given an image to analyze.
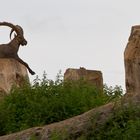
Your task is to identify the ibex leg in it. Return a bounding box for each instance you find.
[15,56,35,75]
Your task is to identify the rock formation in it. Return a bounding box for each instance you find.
[1,26,140,140]
[0,58,29,95]
[64,67,103,89]
[124,25,140,94]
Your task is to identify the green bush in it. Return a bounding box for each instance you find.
[86,105,140,140]
[0,72,123,135]
[49,105,140,140]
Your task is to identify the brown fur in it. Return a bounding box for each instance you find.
[0,22,35,75]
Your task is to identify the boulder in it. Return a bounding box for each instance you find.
[124,25,140,94]
[64,67,103,89]
[0,58,29,95]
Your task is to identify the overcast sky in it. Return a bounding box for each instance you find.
[0,0,140,89]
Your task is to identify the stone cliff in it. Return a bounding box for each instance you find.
[124,25,140,94]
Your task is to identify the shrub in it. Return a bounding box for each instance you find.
[86,105,140,140]
[0,72,123,135]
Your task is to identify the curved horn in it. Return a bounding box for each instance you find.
[15,25,24,35]
[0,22,19,32]
[0,22,24,40]
[0,22,20,37]
[10,28,15,39]
[10,25,24,39]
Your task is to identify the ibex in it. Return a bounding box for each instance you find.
[0,22,35,75]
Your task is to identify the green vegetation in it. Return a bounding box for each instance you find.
[49,105,140,140]
[83,105,140,140]
[0,72,139,139]
[0,72,123,136]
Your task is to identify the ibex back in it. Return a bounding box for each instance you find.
[0,22,35,75]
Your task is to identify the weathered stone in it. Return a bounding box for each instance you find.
[124,25,140,94]
[0,58,29,94]
[64,67,103,89]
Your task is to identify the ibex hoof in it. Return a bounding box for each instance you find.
[30,71,36,75]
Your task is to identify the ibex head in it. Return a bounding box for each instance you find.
[0,22,27,46]
[10,24,27,46]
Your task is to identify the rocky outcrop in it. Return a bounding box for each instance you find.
[0,58,29,95]
[64,67,103,89]
[124,25,140,94]
[1,25,140,140]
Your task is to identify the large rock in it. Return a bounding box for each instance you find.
[64,67,103,89]
[0,58,29,95]
[124,25,140,94]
